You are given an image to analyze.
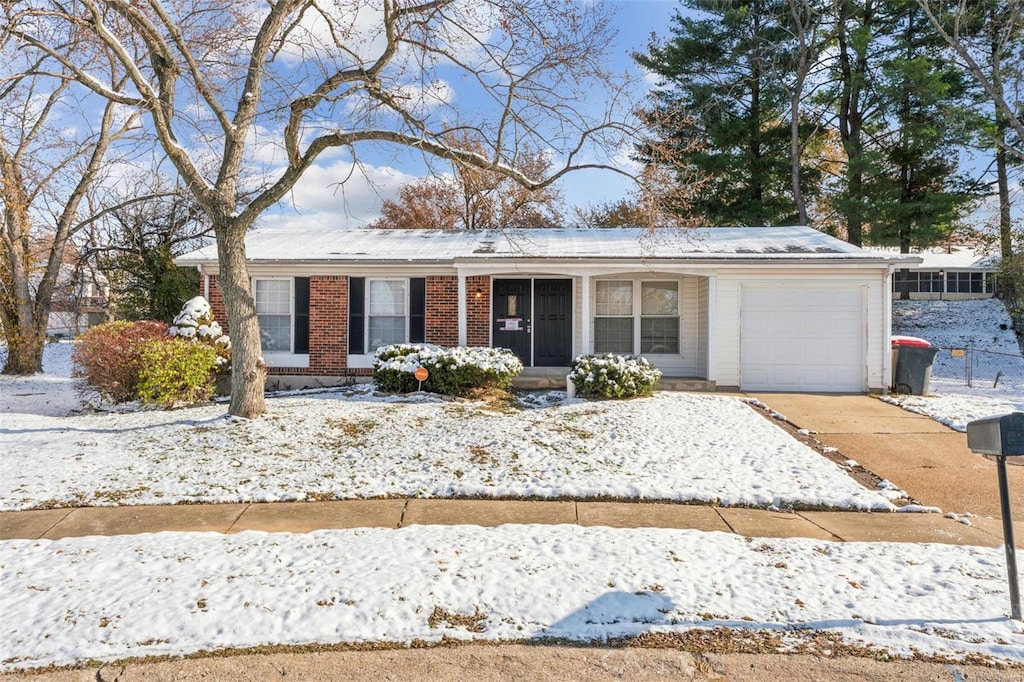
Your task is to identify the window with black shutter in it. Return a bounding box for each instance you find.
[409,278,426,343]
[294,277,310,353]
[348,277,365,354]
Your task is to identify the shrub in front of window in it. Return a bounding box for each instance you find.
[569,353,662,399]
[73,320,169,403]
[136,338,219,407]
[373,344,523,396]
[168,296,231,372]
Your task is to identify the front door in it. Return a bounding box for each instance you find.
[492,279,531,365]
[533,279,572,366]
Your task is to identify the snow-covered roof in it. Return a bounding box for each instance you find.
[176,226,915,265]
[863,245,999,270]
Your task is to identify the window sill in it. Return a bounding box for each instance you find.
[263,353,310,369]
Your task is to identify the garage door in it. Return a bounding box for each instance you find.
[740,287,865,392]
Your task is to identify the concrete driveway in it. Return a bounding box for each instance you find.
[751,393,1024,528]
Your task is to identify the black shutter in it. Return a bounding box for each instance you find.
[409,277,426,343]
[294,277,310,353]
[348,277,365,354]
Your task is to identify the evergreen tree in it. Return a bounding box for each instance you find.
[635,1,808,226]
[866,1,979,252]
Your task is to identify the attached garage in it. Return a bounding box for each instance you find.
[739,286,866,392]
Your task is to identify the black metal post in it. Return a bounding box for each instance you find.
[996,455,1021,620]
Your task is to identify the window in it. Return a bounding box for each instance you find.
[594,281,633,353]
[255,279,292,351]
[948,271,987,294]
[594,279,681,355]
[367,279,408,349]
[641,281,680,354]
[892,271,943,293]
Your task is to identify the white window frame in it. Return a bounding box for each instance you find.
[639,279,680,355]
[366,277,411,351]
[594,280,634,354]
[253,277,295,354]
[593,278,682,356]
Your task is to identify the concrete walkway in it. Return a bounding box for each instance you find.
[2,497,1017,547]
[751,393,1024,526]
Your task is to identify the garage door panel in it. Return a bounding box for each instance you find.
[741,287,865,392]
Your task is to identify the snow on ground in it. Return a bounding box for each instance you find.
[0,342,83,418]
[0,388,896,511]
[889,299,1024,431]
[2,526,1022,672]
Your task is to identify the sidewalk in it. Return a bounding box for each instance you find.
[2,497,1017,547]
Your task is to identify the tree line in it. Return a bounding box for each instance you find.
[632,0,1022,255]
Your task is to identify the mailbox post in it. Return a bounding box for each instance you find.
[966,413,1023,621]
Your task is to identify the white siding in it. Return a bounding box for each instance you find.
[574,275,583,357]
[697,277,709,379]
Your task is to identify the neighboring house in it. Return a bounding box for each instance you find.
[175,226,914,393]
[864,245,999,300]
[46,264,111,338]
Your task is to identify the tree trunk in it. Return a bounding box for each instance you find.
[991,12,1013,264]
[790,84,808,226]
[836,0,870,247]
[214,222,266,418]
[2,327,45,374]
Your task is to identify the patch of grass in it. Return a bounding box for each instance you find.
[427,606,486,633]
[322,417,378,448]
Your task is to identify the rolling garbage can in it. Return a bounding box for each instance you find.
[891,335,940,395]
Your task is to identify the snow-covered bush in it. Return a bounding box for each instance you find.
[373,344,523,395]
[569,353,662,399]
[168,296,231,373]
[73,320,168,403]
[136,338,218,407]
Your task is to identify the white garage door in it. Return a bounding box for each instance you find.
[740,286,865,392]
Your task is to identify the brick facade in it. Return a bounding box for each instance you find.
[203,272,491,378]
[466,275,491,347]
[309,275,347,374]
[207,275,228,333]
[425,276,458,346]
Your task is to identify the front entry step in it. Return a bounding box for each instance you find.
[511,371,716,392]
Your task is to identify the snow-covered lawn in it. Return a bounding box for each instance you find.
[888,299,1024,431]
[0,343,894,511]
[2,526,1022,672]
[0,341,82,418]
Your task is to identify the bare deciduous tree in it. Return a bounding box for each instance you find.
[5,0,634,417]
[372,133,562,230]
[0,21,140,374]
[916,0,1024,164]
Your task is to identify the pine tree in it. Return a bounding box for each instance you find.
[635,1,808,226]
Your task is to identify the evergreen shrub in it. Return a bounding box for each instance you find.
[373,344,523,396]
[569,353,662,399]
[136,338,218,406]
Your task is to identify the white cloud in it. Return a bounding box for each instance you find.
[263,158,418,228]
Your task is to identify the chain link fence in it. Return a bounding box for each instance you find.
[957,347,1024,389]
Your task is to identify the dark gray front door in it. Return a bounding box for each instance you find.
[534,279,572,366]
[492,279,531,364]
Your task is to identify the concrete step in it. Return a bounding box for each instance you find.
[512,373,715,391]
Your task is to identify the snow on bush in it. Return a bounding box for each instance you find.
[569,353,662,399]
[168,296,231,372]
[373,344,523,395]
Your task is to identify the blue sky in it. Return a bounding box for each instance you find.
[267,0,682,229]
